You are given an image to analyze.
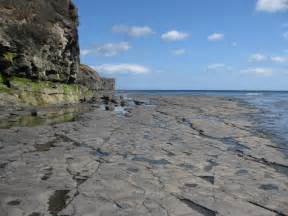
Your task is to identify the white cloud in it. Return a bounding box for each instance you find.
[271,56,288,62]
[249,53,267,62]
[241,68,274,76]
[161,30,189,42]
[207,33,224,41]
[96,64,150,75]
[112,25,154,37]
[81,49,92,56]
[256,0,288,13]
[283,31,288,39]
[206,64,232,72]
[172,49,186,56]
[81,42,131,57]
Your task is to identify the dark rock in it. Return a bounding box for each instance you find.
[105,104,115,111]
[110,97,119,105]
[184,183,198,188]
[127,167,139,173]
[199,176,215,184]
[0,162,8,169]
[28,213,43,216]
[7,199,21,206]
[120,96,127,107]
[134,100,145,106]
[0,0,80,82]
[124,111,132,117]
[120,100,127,107]
[101,96,111,105]
[235,169,249,176]
[30,109,38,117]
[179,164,194,169]
[132,156,171,166]
[94,148,110,157]
[259,184,279,191]
[48,190,70,216]
[79,98,86,103]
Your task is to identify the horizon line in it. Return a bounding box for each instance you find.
[116,89,288,92]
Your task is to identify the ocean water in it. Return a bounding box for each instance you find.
[119,90,288,149]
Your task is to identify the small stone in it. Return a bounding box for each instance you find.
[134,100,145,106]
[259,184,279,191]
[127,167,139,173]
[120,100,127,107]
[124,112,132,117]
[184,183,198,188]
[105,104,115,111]
[101,96,111,105]
[7,199,21,206]
[111,97,119,104]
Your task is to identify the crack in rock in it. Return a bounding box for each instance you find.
[236,151,288,177]
[248,201,287,216]
[174,195,217,216]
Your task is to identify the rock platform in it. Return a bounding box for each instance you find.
[0,96,287,216]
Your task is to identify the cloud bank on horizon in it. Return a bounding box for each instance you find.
[76,0,288,90]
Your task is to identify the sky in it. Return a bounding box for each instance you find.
[74,0,288,90]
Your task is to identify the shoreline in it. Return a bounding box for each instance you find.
[230,96,288,158]
[0,95,287,215]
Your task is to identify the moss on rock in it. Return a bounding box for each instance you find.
[3,52,14,64]
[0,76,94,107]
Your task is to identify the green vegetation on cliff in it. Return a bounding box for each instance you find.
[0,0,115,107]
[0,76,94,106]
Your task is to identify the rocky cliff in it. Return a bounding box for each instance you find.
[0,0,115,106]
[78,64,115,91]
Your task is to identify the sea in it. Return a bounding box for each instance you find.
[118,90,288,150]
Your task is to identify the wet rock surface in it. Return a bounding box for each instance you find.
[0,96,287,216]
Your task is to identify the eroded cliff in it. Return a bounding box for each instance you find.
[0,0,115,106]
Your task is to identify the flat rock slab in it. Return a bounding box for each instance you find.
[0,96,287,216]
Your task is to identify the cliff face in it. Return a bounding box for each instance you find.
[0,0,80,83]
[0,0,115,106]
[78,64,115,91]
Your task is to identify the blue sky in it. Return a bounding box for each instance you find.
[74,0,288,90]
